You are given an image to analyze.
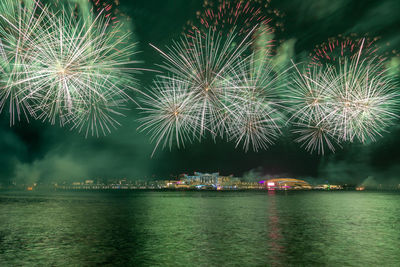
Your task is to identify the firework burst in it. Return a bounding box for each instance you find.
[69,86,129,137]
[48,0,121,25]
[139,46,290,154]
[308,35,383,69]
[151,28,253,137]
[223,53,288,151]
[289,44,399,154]
[138,78,202,156]
[227,98,284,152]
[0,0,48,125]
[185,0,283,54]
[0,1,140,134]
[90,0,120,21]
[330,56,399,143]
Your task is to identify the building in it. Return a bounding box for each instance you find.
[265,178,312,190]
[184,172,220,185]
[216,176,240,190]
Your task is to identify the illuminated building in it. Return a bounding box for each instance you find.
[264,178,312,190]
[165,180,190,189]
[217,176,241,189]
[184,172,219,185]
[314,184,344,190]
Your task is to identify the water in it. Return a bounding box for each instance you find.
[1,190,400,266]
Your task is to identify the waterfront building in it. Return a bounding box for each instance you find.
[216,176,241,189]
[265,178,312,190]
[314,184,344,190]
[184,172,220,185]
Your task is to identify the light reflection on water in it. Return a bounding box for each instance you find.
[0,191,400,266]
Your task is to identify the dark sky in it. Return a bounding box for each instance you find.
[0,0,399,185]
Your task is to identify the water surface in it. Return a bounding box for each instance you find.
[1,190,399,266]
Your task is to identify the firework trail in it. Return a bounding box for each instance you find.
[289,41,399,154]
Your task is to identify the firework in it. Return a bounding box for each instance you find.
[289,44,399,154]
[140,45,290,154]
[189,0,273,35]
[227,98,284,152]
[330,56,398,143]
[0,0,47,125]
[90,0,120,24]
[0,1,140,134]
[144,26,295,153]
[185,0,284,54]
[223,52,287,151]
[0,0,139,133]
[48,0,121,25]
[151,29,253,137]
[308,35,382,69]
[138,78,201,156]
[292,120,340,154]
[69,86,129,137]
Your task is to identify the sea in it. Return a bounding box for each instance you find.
[0,190,399,266]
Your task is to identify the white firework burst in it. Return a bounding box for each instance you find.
[0,0,48,125]
[1,1,140,134]
[289,47,399,154]
[68,81,130,137]
[26,6,139,127]
[150,28,254,137]
[138,78,202,156]
[329,56,399,143]
[224,53,288,151]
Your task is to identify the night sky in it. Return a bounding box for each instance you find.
[0,0,399,185]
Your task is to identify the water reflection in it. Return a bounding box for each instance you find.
[266,190,286,266]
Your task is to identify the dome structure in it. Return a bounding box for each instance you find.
[266,178,311,190]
